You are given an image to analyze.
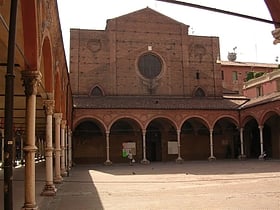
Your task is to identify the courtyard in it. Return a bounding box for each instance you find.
[2,160,279,210]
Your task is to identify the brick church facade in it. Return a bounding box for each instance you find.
[70,8,280,164]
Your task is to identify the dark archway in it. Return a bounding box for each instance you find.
[73,120,105,164]
[213,118,239,159]
[146,124,162,162]
[263,114,280,158]
[146,118,176,162]
[181,117,210,160]
[110,118,142,163]
[244,119,260,159]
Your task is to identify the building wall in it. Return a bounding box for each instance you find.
[70,8,222,97]
[221,61,277,94]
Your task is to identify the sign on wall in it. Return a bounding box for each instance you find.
[168,141,178,154]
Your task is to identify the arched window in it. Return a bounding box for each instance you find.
[90,86,103,96]
[194,88,205,97]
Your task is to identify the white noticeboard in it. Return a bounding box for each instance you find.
[168,141,178,154]
[122,142,136,156]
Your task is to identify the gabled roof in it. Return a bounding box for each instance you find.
[106,7,189,27]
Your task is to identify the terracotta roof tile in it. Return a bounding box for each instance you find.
[73,96,247,110]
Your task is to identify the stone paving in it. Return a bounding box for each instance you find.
[1,160,280,210]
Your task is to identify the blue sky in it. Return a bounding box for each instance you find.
[58,0,279,64]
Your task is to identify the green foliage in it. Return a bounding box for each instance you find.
[246,71,265,81]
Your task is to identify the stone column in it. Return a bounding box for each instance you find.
[141,129,149,164]
[68,129,72,169]
[208,128,216,160]
[60,120,67,176]
[41,100,56,196]
[21,70,41,210]
[176,129,183,163]
[20,133,24,164]
[104,131,112,165]
[53,113,63,183]
[258,125,265,160]
[238,128,246,160]
[65,126,68,173]
[0,128,3,165]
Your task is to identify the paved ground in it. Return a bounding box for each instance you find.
[1,160,280,210]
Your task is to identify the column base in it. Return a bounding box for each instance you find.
[238,154,247,160]
[54,176,63,184]
[258,154,266,160]
[41,184,57,196]
[22,204,38,210]
[176,157,184,164]
[61,170,68,177]
[141,159,150,164]
[208,156,216,161]
[104,160,112,166]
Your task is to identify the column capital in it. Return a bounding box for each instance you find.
[272,28,280,45]
[21,70,42,96]
[61,120,67,129]
[43,100,55,115]
[53,113,62,120]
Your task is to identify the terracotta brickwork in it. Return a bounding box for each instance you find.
[70,8,222,97]
[70,8,280,164]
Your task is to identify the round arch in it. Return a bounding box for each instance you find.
[260,110,280,125]
[180,116,210,160]
[73,117,107,132]
[213,117,240,159]
[72,118,107,164]
[41,36,53,93]
[180,116,210,130]
[109,116,143,131]
[109,117,143,163]
[145,115,178,130]
[240,114,260,128]
[213,115,239,128]
[145,117,178,162]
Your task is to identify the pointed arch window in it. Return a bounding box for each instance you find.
[194,88,205,97]
[90,86,104,96]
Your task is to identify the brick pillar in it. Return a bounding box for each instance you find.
[21,70,41,210]
[41,100,56,196]
[54,113,63,183]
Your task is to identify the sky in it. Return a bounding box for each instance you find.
[57,0,279,64]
